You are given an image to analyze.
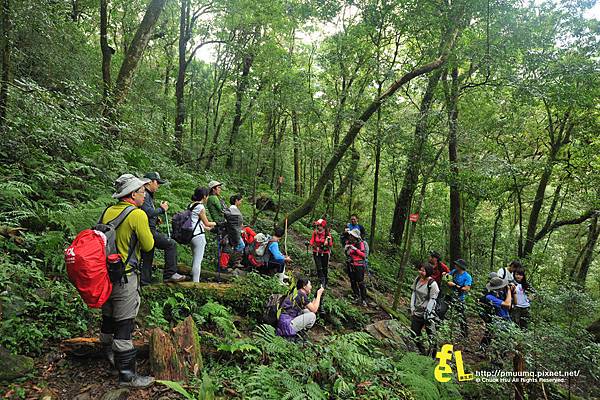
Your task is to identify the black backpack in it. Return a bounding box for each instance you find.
[263,294,286,326]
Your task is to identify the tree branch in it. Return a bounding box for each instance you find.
[534,209,600,243]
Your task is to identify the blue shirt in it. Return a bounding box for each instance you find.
[449,269,472,301]
[347,223,366,237]
[268,241,285,264]
[485,293,511,320]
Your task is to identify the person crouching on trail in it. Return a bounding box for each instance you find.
[344,228,368,306]
[189,187,216,282]
[277,276,325,341]
[100,174,155,388]
[140,171,186,285]
[309,218,333,288]
[410,262,440,355]
[266,227,292,282]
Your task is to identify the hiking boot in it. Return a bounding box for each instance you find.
[114,349,155,389]
[164,272,187,283]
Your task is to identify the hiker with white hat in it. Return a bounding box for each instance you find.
[101,174,156,388]
[344,228,368,306]
[206,180,226,223]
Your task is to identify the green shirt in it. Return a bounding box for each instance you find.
[206,195,225,223]
[101,202,154,271]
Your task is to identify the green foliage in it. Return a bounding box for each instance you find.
[198,301,240,339]
[158,373,216,400]
[0,253,91,355]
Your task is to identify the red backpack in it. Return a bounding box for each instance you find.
[65,206,136,308]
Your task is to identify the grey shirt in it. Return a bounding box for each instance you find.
[141,191,164,231]
[410,277,440,318]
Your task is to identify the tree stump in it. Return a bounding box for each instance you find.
[149,316,202,382]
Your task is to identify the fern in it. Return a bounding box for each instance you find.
[157,380,195,399]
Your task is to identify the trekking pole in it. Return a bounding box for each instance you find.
[284,218,288,255]
[164,209,171,238]
[216,234,221,283]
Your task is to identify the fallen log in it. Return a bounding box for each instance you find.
[143,281,233,292]
[153,262,236,282]
[60,337,148,358]
[149,316,202,382]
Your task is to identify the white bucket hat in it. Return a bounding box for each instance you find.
[208,180,222,190]
[112,174,150,199]
[348,228,362,240]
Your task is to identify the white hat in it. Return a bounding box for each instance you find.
[348,228,361,240]
[208,180,222,190]
[112,174,150,199]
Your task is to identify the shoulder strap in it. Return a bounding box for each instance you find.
[500,268,506,279]
[188,201,201,210]
[106,206,137,229]
[188,202,204,235]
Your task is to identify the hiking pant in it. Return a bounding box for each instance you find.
[141,230,178,283]
[348,264,367,301]
[511,306,530,330]
[313,253,329,286]
[291,309,316,333]
[190,234,206,282]
[100,272,140,352]
[411,314,435,355]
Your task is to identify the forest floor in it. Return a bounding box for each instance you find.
[10,227,490,400]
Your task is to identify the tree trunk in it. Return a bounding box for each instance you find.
[112,0,167,107]
[149,317,202,382]
[490,201,505,270]
[389,68,443,245]
[162,41,175,138]
[225,53,253,168]
[369,83,383,251]
[446,66,461,262]
[0,0,10,131]
[522,158,556,258]
[286,27,459,226]
[173,0,190,161]
[392,142,446,309]
[100,0,113,103]
[573,214,599,284]
[292,110,301,196]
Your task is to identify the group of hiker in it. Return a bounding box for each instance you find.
[409,254,533,356]
[78,173,293,388]
[69,172,535,388]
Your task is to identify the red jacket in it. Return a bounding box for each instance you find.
[346,241,366,267]
[431,261,450,285]
[310,229,333,255]
[241,227,256,245]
